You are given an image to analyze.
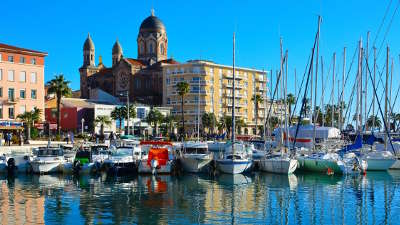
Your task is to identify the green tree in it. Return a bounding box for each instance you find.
[202,112,217,134]
[146,109,164,136]
[251,94,263,135]
[163,114,176,135]
[286,93,296,117]
[367,115,382,130]
[94,115,112,137]
[17,107,41,141]
[176,81,190,139]
[110,107,125,132]
[47,75,72,135]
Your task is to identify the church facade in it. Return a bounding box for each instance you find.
[79,11,178,105]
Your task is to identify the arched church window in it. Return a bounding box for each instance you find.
[160,43,165,55]
[140,42,144,54]
[149,43,153,54]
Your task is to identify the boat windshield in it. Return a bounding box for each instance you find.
[226,155,242,160]
[75,151,91,159]
[91,146,108,154]
[111,148,132,156]
[185,147,208,154]
[37,149,63,156]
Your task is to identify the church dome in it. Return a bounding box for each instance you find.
[112,40,123,55]
[139,10,166,32]
[83,33,94,50]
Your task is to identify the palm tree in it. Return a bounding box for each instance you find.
[251,94,263,135]
[202,112,217,134]
[286,93,296,117]
[17,107,41,141]
[94,115,112,137]
[110,107,125,132]
[146,108,164,136]
[163,115,176,135]
[367,115,382,131]
[176,81,190,139]
[47,75,72,136]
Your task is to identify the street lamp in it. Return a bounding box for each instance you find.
[81,118,85,135]
[120,91,130,135]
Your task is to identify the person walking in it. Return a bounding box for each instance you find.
[66,132,70,144]
[3,132,8,146]
[7,133,12,146]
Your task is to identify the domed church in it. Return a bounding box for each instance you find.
[79,10,178,105]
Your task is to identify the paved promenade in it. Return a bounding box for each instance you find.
[0,140,68,154]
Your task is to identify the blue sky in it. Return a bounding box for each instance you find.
[2,0,400,120]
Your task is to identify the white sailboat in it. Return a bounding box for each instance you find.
[216,32,252,174]
[260,41,297,174]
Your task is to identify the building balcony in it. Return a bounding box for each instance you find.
[223,83,244,89]
[223,73,244,80]
[224,93,245,98]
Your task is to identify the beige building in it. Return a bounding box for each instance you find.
[163,60,285,136]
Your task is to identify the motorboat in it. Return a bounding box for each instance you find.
[216,142,253,174]
[0,155,8,173]
[102,146,137,175]
[180,141,213,173]
[0,153,32,174]
[30,147,66,174]
[138,141,175,174]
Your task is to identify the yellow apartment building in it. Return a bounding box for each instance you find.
[163,60,286,136]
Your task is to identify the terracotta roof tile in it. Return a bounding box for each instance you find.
[0,43,48,56]
[126,58,145,66]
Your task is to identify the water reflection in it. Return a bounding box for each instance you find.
[0,171,399,224]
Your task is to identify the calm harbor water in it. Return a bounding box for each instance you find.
[0,171,400,225]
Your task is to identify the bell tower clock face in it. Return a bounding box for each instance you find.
[119,72,129,90]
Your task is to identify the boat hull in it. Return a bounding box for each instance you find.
[365,158,396,171]
[31,161,63,174]
[390,159,400,169]
[180,156,213,173]
[217,159,252,174]
[260,158,298,174]
[138,160,173,174]
[297,157,342,174]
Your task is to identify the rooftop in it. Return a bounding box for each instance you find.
[0,43,48,57]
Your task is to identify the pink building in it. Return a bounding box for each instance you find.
[0,43,47,129]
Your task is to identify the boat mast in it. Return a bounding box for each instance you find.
[373,47,376,130]
[390,58,393,133]
[321,56,325,127]
[384,46,389,149]
[340,47,346,131]
[280,38,284,148]
[232,32,236,156]
[331,53,336,127]
[285,50,289,149]
[365,32,369,131]
[313,15,321,152]
[356,39,361,133]
[197,66,201,142]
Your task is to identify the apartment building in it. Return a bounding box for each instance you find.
[163,60,285,136]
[0,43,47,127]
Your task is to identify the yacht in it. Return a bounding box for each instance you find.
[30,147,66,174]
[216,142,253,174]
[138,141,175,174]
[180,141,213,173]
[102,146,137,175]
